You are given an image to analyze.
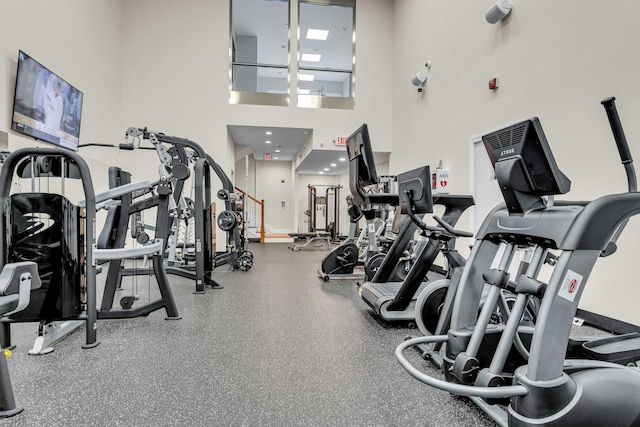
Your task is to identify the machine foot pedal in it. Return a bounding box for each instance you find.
[582,332,640,365]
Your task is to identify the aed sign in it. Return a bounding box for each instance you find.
[432,169,450,194]
[335,136,347,146]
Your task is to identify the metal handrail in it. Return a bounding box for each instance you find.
[235,186,265,243]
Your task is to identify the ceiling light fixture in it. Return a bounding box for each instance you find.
[301,53,321,62]
[324,168,329,171]
[299,89,311,95]
[266,140,272,144]
[319,171,324,175]
[266,131,272,135]
[306,29,329,40]
[299,74,315,82]
[275,149,281,153]
[339,157,346,162]
[331,163,337,167]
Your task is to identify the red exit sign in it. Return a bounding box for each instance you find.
[335,136,347,146]
[263,154,272,160]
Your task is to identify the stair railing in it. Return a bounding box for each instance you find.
[235,186,265,243]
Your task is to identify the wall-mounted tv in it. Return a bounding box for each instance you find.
[11,50,83,151]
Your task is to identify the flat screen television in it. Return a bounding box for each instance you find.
[11,50,83,151]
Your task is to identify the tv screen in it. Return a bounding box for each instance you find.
[11,50,83,151]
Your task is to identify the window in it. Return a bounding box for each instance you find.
[298,0,355,109]
[229,0,355,109]
[230,0,290,106]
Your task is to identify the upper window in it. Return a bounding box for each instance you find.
[229,0,355,109]
[230,0,290,106]
[297,0,355,109]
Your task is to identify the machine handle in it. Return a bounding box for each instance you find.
[600,97,637,246]
[433,216,474,238]
[405,193,473,239]
[601,97,634,165]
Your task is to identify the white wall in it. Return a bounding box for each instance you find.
[0,0,124,194]
[391,0,640,324]
[255,160,295,231]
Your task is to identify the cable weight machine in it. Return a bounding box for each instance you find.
[290,184,342,251]
[124,128,252,293]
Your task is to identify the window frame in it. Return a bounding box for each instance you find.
[297,0,356,109]
[229,0,291,106]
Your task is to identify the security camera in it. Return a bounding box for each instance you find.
[411,71,427,87]
[486,0,512,24]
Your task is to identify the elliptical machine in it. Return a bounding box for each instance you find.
[318,196,363,280]
[318,124,398,281]
[396,98,640,426]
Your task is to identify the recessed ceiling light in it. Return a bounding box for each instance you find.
[324,168,329,171]
[307,29,329,40]
[299,74,315,82]
[339,157,346,162]
[331,163,337,167]
[299,89,311,95]
[266,131,272,135]
[274,157,279,160]
[275,149,281,153]
[319,171,324,174]
[301,53,321,62]
[266,140,271,144]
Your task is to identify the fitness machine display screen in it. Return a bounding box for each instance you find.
[481,117,571,213]
[398,165,433,214]
[346,123,378,187]
[11,50,83,151]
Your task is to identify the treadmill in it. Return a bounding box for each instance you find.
[359,166,474,322]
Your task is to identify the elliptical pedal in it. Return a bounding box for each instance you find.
[582,332,640,365]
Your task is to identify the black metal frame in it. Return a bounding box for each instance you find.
[134,129,247,293]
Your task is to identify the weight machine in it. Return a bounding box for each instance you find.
[289,184,341,251]
[0,147,182,356]
[124,128,253,293]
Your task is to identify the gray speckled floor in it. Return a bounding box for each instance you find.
[1,243,496,426]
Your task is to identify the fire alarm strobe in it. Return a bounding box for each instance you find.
[488,77,499,90]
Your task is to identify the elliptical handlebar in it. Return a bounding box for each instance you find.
[599,97,638,253]
[405,191,473,239]
[433,216,474,238]
[601,97,637,192]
